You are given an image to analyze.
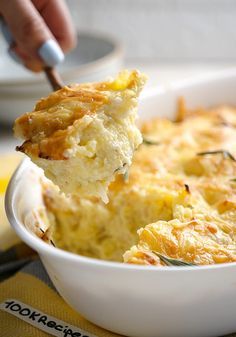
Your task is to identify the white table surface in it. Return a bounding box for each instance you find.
[1,62,236,154]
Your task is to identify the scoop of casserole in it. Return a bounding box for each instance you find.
[41,103,236,266]
[14,70,146,202]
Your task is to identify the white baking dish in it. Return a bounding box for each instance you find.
[5,69,236,337]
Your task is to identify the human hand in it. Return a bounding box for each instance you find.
[0,0,76,71]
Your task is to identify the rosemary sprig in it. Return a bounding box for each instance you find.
[153,251,196,267]
[184,184,190,193]
[123,169,129,182]
[142,137,160,146]
[197,150,236,162]
[217,118,235,128]
[114,163,127,173]
[50,240,56,247]
[114,167,121,173]
[113,163,129,182]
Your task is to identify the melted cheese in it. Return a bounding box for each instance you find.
[14,70,146,202]
[43,103,236,266]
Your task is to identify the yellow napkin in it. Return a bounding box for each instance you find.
[0,153,23,250]
[0,153,122,337]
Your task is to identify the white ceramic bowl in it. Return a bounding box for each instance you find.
[5,69,236,337]
[0,32,123,123]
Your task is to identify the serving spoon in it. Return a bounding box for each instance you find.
[1,19,64,91]
[44,66,64,91]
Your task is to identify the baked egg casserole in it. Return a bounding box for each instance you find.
[38,101,236,266]
[14,70,146,202]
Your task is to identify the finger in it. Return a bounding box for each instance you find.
[32,0,77,52]
[1,0,53,59]
[10,45,43,72]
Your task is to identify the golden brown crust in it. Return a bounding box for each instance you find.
[18,92,106,138]
[16,128,72,160]
[123,104,236,265]
[14,70,145,161]
[42,103,236,264]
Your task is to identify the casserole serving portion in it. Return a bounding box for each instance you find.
[41,101,236,266]
[14,70,146,203]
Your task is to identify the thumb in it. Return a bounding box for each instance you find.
[1,0,63,68]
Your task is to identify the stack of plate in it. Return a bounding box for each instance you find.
[0,32,123,123]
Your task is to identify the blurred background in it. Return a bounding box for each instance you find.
[68,0,236,61]
[66,0,236,86]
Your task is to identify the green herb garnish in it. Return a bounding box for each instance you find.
[142,137,160,146]
[197,150,236,162]
[114,163,127,173]
[114,167,121,173]
[184,184,190,193]
[153,251,196,267]
[217,119,235,127]
[123,169,129,182]
[113,163,129,182]
[50,240,56,247]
